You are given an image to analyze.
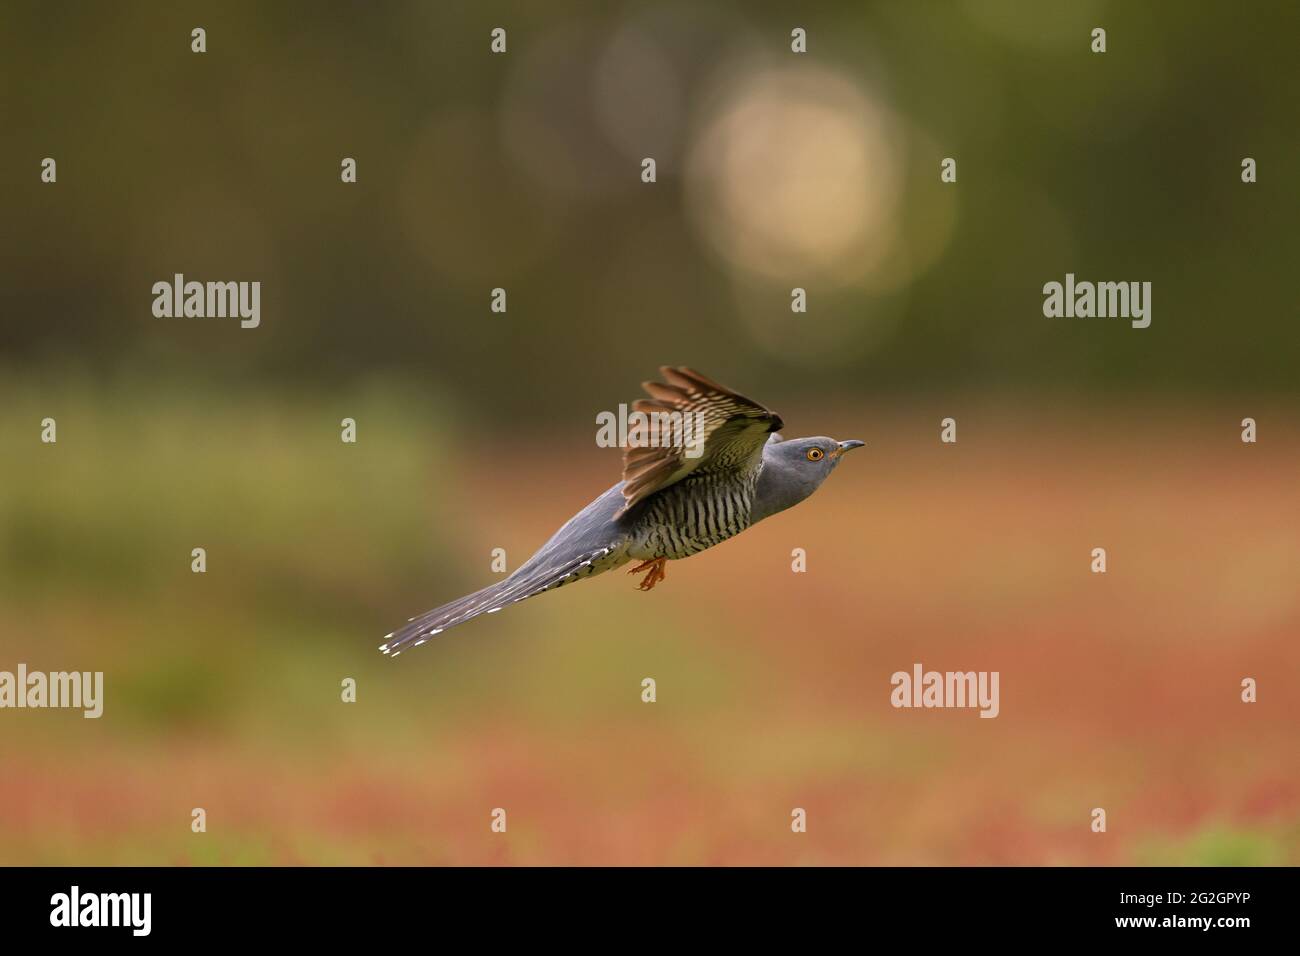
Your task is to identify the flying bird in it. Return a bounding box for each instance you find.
[379,367,864,655]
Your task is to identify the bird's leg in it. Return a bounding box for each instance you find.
[628,557,667,591]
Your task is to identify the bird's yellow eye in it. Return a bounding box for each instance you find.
[806,447,824,462]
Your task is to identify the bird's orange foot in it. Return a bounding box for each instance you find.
[628,557,667,591]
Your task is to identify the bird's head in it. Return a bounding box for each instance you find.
[752,434,865,523]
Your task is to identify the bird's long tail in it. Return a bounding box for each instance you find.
[379,544,625,656]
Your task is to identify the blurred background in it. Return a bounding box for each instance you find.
[1,1,1297,864]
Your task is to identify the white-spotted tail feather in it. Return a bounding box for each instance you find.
[379,544,626,655]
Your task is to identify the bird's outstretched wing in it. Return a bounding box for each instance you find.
[617,366,783,516]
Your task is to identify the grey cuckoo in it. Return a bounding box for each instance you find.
[379,367,864,655]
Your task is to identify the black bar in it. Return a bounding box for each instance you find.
[0,866,1290,942]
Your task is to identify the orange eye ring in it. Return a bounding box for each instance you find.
[806,447,825,462]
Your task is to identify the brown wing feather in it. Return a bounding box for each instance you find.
[615,366,783,516]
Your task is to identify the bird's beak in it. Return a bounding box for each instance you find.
[833,439,865,459]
